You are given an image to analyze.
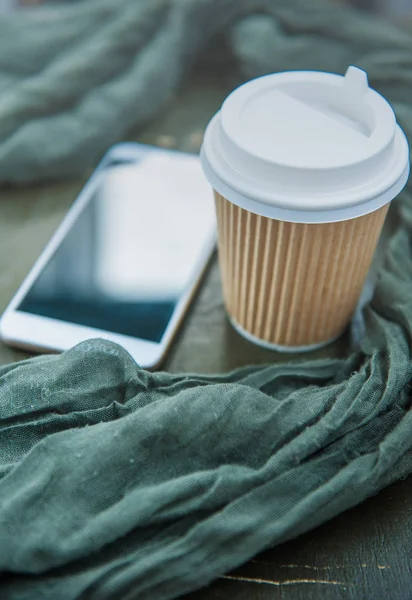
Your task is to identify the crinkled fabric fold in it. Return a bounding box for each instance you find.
[1,0,412,598]
[1,0,412,183]
[0,196,412,598]
[0,274,412,599]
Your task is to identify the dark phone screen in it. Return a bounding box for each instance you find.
[18,152,215,343]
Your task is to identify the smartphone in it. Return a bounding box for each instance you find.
[0,143,216,368]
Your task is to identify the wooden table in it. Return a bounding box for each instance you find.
[0,74,410,599]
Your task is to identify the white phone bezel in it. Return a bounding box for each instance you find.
[0,143,216,369]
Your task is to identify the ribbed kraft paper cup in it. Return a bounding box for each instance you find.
[201,66,410,351]
[214,192,388,350]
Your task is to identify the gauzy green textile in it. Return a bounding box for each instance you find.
[1,221,412,600]
[2,0,412,183]
[1,0,412,599]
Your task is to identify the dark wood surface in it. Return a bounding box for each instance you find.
[186,479,412,600]
[0,74,410,599]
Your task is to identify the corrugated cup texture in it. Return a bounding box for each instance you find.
[214,192,389,349]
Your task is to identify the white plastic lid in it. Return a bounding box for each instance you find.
[200,66,410,223]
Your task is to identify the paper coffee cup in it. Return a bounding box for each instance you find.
[201,66,410,351]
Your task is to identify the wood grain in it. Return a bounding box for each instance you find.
[0,74,409,600]
[183,478,412,600]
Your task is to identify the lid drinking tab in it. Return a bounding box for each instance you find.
[201,66,410,223]
[344,66,369,97]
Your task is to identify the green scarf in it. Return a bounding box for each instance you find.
[1,0,412,598]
